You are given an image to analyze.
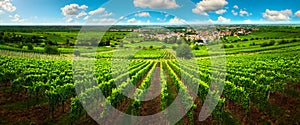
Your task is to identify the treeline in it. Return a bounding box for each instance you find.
[0,26,82,32]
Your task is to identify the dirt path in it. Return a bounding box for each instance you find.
[0,85,71,124]
[138,63,164,124]
[102,63,155,125]
[268,92,300,124]
[163,63,189,124]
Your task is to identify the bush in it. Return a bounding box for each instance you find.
[119,43,123,48]
[74,50,80,56]
[149,45,153,49]
[176,44,193,59]
[27,44,34,50]
[161,45,167,49]
[172,46,177,51]
[249,42,256,46]
[193,45,199,50]
[45,46,59,54]
[110,44,116,47]
[260,40,275,47]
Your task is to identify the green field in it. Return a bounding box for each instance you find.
[0,26,300,124]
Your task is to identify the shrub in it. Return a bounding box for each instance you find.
[278,39,288,44]
[260,40,275,47]
[172,46,177,50]
[27,44,34,50]
[74,50,80,56]
[193,45,199,50]
[110,44,116,47]
[176,44,193,59]
[161,45,167,49]
[149,45,153,49]
[249,42,256,46]
[45,46,59,54]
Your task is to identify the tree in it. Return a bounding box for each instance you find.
[45,46,59,54]
[66,39,70,45]
[176,44,193,59]
[192,45,199,50]
[74,50,80,56]
[27,44,34,50]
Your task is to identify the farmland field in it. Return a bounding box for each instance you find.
[0,26,300,125]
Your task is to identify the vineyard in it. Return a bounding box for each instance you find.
[0,48,299,124]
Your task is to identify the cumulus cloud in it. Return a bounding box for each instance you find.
[127,18,142,23]
[135,12,150,17]
[61,4,88,16]
[244,19,251,23]
[231,10,238,16]
[0,0,16,12]
[263,9,292,21]
[103,12,112,17]
[91,18,117,24]
[240,9,249,16]
[169,17,185,23]
[10,14,24,23]
[217,16,230,23]
[66,17,73,23]
[295,10,300,18]
[192,0,228,16]
[88,7,105,15]
[134,0,179,9]
[233,5,238,9]
[215,9,227,14]
[83,16,89,21]
[76,11,87,18]
[208,19,214,23]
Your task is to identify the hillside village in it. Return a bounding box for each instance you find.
[108,27,260,45]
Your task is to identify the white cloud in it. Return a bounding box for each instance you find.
[127,18,141,23]
[134,0,179,9]
[231,10,238,16]
[146,20,150,23]
[88,7,105,15]
[0,10,3,15]
[0,0,16,12]
[169,17,185,23]
[83,16,89,21]
[103,12,113,17]
[66,17,73,23]
[76,11,87,18]
[263,9,292,21]
[91,18,117,23]
[233,5,238,9]
[192,0,228,16]
[295,10,300,18]
[80,5,88,10]
[135,12,150,17]
[10,14,24,23]
[240,9,249,16]
[217,16,230,23]
[61,4,88,16]
[244,19,251,23]
[216,9,227,14]
[208,19,214,23]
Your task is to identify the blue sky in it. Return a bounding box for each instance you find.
[0,0,300,25]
